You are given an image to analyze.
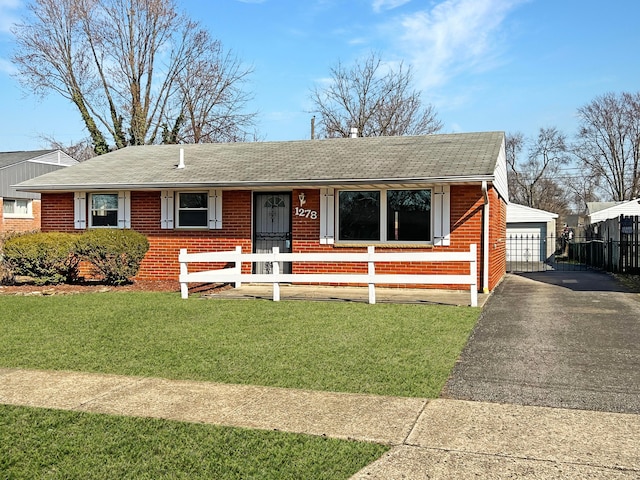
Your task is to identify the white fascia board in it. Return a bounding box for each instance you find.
[507,204,559,223]
[15,175,498,193]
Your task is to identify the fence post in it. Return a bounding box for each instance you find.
[272,246,280,301]
[469,244,478,307]
[234,246,242,288]
[367,245,376,304]
[179,248,189,299]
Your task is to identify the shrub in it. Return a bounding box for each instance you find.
[76,229,149,285]
[1,232,80,285]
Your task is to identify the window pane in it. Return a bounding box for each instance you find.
[179,210,208,227]
[91,210,118,227]
[387,190,431,241]
[92,194,118,210]
[3,199,15,214]
[180,193,207,209]
[15,200,29,215]
[339,191,380,241]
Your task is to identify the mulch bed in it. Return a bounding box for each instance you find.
[0,280,180,296]
[0,279,235,296]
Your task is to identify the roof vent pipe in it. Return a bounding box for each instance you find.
[178,148,185,169]
[350,127,358,138]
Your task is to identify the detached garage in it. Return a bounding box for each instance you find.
[506,204,558,264]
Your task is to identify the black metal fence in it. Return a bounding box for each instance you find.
[507,215,640,274]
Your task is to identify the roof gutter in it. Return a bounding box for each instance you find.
[482,180,489,293]
[15,175,497,193]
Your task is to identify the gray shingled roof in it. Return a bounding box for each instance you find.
[586,201,622,214]
[16,132,505,191]
[0,150,56,169]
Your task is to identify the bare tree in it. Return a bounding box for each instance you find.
[574,92,640,201]
[505,130,524,202]
[310,52,442,138]
[43,135,96,162]
[12,0,256,154]
[172,41,256,143]
[507,128,572,215]
[565,174,600,215]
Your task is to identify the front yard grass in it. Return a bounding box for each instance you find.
[0,292,479,398]
[0,292,479,478]
[0,404,387,479]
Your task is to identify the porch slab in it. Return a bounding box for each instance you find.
[200,284,489,307]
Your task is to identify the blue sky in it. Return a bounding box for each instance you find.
[0,0,638,151]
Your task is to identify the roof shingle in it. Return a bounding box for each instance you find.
[16,132,505,191]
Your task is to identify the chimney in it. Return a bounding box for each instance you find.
[350,127,358,138]
[178,148,185,169]
[311,116,315,140]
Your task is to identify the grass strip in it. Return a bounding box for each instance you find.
[0,404,388,479]
[0,292,479,398]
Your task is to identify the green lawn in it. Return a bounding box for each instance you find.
[0,404,387,479]
[0,292,479,478]
[0,292,479,397]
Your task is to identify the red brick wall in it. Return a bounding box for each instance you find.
[132,190,253,279]
[41,193,75,232]
[1,197,42,234]
[488,187,507,290]
[290,186,504,290]
[40,186,507,290]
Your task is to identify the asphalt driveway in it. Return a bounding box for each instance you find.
[443,270,640,414]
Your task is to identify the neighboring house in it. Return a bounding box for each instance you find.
[1,150,79,234]
[586,199,640,243]
[587,199,640,224]
[506,203,558,262]
[15,132,509,291]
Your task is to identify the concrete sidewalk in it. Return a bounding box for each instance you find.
[200,283,489,307]
[2,368,639,478]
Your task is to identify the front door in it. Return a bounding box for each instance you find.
[253,193,292,274]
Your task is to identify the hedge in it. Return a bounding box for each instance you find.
[1,230,149,286]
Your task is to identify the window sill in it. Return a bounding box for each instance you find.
[334,242,434,249]
[3,215,34,219]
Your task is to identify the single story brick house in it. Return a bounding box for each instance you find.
[16,131,508,291]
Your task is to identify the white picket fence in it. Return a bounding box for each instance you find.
[179,244,478,306]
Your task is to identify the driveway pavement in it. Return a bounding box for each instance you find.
[443,270,640,414]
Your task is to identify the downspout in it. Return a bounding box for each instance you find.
[482,181,490,293]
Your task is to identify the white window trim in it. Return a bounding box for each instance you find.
[433,185,451,246]
[165,189,223,230]
[74,192,86,229]
[88,192,123,229]
[319,188,335,244]
[2,198,33,219]
[76,191,131,229]
[117,191,131,229]
[160,190,174,229]
[208,189,223,230]
[175,191,208,229]
[334,187,449,245]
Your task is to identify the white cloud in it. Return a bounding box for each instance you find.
[372,0,412,13]
[0,57,17,75]
[393,0,528,90]
[0,0,21,33]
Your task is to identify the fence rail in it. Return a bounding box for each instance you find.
[179,244,479,306]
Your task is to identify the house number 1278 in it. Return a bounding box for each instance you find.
[294,207,318,219]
